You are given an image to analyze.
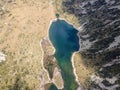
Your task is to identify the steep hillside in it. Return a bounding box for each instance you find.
[62,0,120,89]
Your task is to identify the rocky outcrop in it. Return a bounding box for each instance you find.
[62,0,120,89]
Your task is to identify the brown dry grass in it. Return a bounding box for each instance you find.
[53,0,80,27]
[73,53,95,88]
[0,0,55,89]
[0,0,96,89]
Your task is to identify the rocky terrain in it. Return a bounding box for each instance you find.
[62,0,120,89]
[0,0,120,90]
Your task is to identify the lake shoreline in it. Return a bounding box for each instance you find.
[40,37,64,89]
[46,18,83,90]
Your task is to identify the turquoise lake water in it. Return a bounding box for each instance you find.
[49,19,80,90]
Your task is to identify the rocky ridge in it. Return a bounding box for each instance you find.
[62,0,120,89]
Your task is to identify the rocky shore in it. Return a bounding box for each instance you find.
[40,37,63,90]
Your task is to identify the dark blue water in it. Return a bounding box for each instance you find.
[49,19,80,90]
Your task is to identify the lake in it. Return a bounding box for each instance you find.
[49,19,80,90]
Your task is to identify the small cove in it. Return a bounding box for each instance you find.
[49,19,80,90]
